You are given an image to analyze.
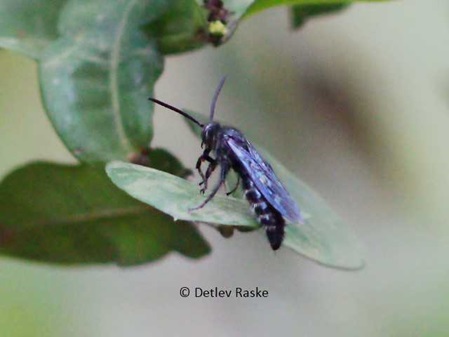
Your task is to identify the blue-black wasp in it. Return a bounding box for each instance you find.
[149,78,304,250]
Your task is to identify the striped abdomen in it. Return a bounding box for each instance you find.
[242,174,285,250]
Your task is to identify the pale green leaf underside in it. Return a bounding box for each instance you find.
[107,161,256,226]
[106,161,364,270]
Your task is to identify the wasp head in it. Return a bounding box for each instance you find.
[149,77,227,152]
[201,122,221,150]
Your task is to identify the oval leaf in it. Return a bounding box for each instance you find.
[106,160,364,270]
[39,0,165,162]
[245,0,389,18]
[0,160,210,265]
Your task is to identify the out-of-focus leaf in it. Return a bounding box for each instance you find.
[106,160,363,270]
[245,0,389,18]
[39,0,165,163]
[290,3,351,28]
[0,0,67,59]
[129,147,193,177]
[199,0,388,21]
[184,109,208,136]
[196,0,390,45]
[0,161,210,265]
[144,0,206,54]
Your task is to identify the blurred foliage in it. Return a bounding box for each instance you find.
[0,157,210,265]
[290,3,350,28]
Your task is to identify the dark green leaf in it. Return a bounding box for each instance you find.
[0,0,67,59]
[245,0,389,18]
[39,0,165,163]
[145,148,193,177]
[290,3,351,28]
[129,147,193,177]
[144,0,206,55]
[0,161,210,265]
[106,161,364,270]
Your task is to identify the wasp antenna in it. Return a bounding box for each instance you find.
[149,97,204,127]
[209,76,227,121]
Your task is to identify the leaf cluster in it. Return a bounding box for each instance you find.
[0,0,385,267]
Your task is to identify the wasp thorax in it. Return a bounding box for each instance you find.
[201,122,221,150]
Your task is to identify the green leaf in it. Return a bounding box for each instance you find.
[197,0,390,29]
[0,160,210,265]
[106,160,364,270]
[107,161,257,226]
[149,148,193,177]
[245,0,389,18]
[0,0,67,59]
[191,0,390,45]
[144,0,206,55]
[39,0,165,163]
[290,3,351,28]
[180,109,363,268]
[260,150,363,269]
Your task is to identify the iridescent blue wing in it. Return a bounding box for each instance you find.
[225,134,303,224]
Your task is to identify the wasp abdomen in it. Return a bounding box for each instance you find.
[242,176,285,250]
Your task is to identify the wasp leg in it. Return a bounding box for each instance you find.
[195,152,215,191]
[200,160,217,194]
[190,162,230,211]
[226,175,240,196]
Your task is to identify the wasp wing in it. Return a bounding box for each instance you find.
[226,135,303,224]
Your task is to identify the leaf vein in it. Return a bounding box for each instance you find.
[110,0,139,152]
[32,205,148,227]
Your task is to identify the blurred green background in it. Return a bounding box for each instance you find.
[2,0,449,336]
